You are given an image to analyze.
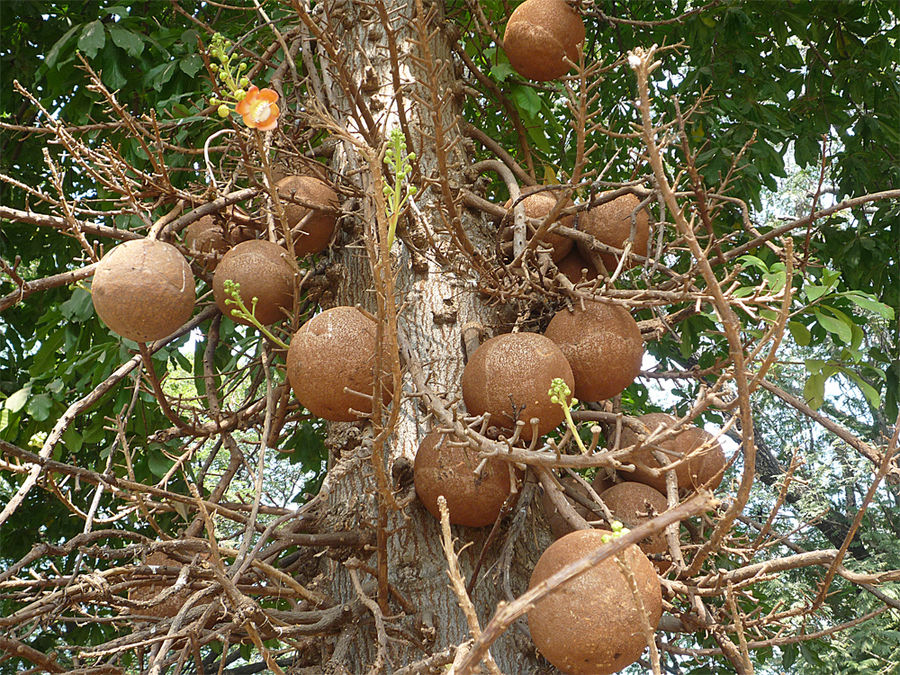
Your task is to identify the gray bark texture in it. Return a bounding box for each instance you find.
[305,0,552,671]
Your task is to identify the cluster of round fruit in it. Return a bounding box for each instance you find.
[91,175,387,418]
[505,186,650,279]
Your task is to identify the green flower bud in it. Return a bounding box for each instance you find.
[238,62,248,72]
[235,89,246,100]
[217,104,230,118]
[209,63,219,72]
[239,76,250,88]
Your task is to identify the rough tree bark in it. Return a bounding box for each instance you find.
[304,0,548,670]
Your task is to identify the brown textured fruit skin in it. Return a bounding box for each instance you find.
[504,0,585,81]
[213,240,295,326]
[276,175,340,256]
[579,193,650,273]
[504,189,574,263]
[92,238,196,342]
[528,529,662,675]
[556,247,598,283]
[462,332,574,440]
[599,482,668,562]
[541,475,603,540]
[287,306,392,422]
[183,215,230,272]
[128,551,204,619]
[414,431,512,527]
[620,413,727,493]
[544,300,644,402]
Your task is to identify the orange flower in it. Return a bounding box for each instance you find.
[236,86,280,131]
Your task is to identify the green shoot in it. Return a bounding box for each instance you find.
[222,279,289,349]
[549,377,587,454]
[382,128,417,249]
[601,520,630,543]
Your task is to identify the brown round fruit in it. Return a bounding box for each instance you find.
[591,468,616,495]
[528,528,662,675]
[213,240,295,326]
[599,481,668,562]
[182,215,229,271]
[504,0,585,81]
[579,193,650,273]
[541,475,604,540]
[620,413,727,493]
[128,551,207,619]
[92,238,196,342]
[286,306,392,422]
[556,247,598,284]
[544,300,644,402]
[414,431,512,527]
[276,175,340,256]
[462,332,574,440]
[504,188,574,263]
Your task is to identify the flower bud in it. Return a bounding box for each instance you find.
[218,104,230,118]
[239,76,250,88]
[235,89,246,100]
[238,62,248,72]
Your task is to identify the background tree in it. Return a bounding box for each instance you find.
[1,1,898,674]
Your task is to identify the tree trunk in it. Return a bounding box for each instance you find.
[306,0,550,670]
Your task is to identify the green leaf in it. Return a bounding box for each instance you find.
[29,329,66,377]
[848,372,881,409]
[77,21,106,60]
[148,448,175,478]
[108,25,144,58]
[789,321,811,346]
[509,84,542,119]
[805,358,825,374]
[180,53,203,78]
[763,270,786,293]
[144,61,178,91]
[102,6,130,18]
[62,428,83,453]
[5,386,31,413]
[60,288,94,322]
[804,283,827,302]
[46,24,80,70]
[26,394,53,422]
[490,62,515,83]
[842,292,895,319]
[738,254,768,271]
[804,372,826,409]
[814,308,852,344]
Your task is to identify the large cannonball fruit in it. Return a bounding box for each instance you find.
[599,482,669,563]
[462,332,574,440]
[91,238,196,342]
[556,248,598,284]
[504,0,585,81]
[580,193,650,273]
[286,306,392,422]
[620,413,727,493]
[183,215,229,262]
[504,189,574,263]
[128,551,206,619]
[212,240,295,326]
[414,431,512,527]
[528,528,662,675]
[544,300,644,402]
[276,175,340,256]
[541,475,603,540]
